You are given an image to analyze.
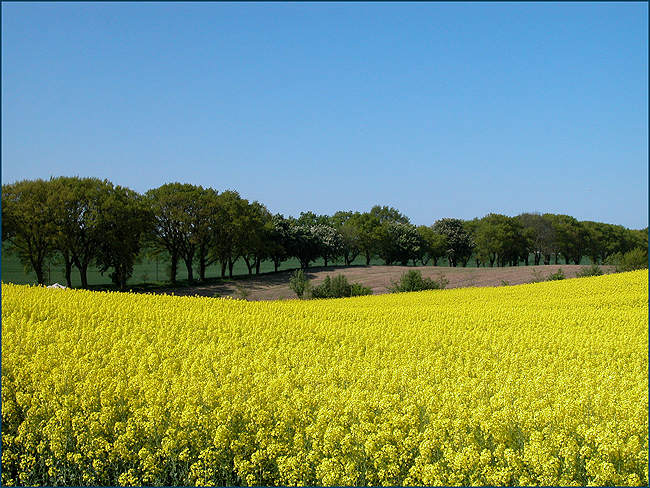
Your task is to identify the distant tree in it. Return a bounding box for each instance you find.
[369,205,410,224]
[49,176,113,288]
[331,211,362,266]
[474,214,527,267]
[297,211,330,227]
[194,188,222,281]
[432,218,474,267]
[268,214,293,272]
[238,201,273,275]
[356,212,382,265]
[377,221,421,265]
[288,221,321,269]
[517,213,556,265]
[95,186,152,290]
[312,224,344,267]
[547,214,589,265]
[146,183,205,283]
[212,190,245,278]
[417,225,448,266]
[463,218,482,266]
[2,179,57,284]
[630,228,648,251]
[294,212,340,266]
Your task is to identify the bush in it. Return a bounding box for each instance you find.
[289,269,310,298]
[389,270,448,293]
[546,268,565,281]
[606,248,648,272]
[311,274,372,299]
[350,282,373,297]
[529,269,545,284]
[576,264,604,278]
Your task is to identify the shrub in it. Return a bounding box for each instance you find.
[529,269,545,284]
[289,269,310,298]
[389,270,448,293]
[311,274,372,299]
[576,264,604,278]
[311,276,334,299]
[606,248,648,272]
[350,282,373,297]
[547,268,565,281]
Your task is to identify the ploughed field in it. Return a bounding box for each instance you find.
[1,271,647,486]
[161,264,615,300]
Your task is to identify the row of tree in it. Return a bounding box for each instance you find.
[2,177,647,288]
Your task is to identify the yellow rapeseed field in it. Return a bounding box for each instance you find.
[1,271,648,486]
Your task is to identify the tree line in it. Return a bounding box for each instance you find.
[2,177,647,289]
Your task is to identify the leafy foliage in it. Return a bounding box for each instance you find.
[576,264,604,278]
[288,269,310,298]
[310,274,372,299]
[606,247,649,272]
[388,269,448,292]
[546,268,566,281]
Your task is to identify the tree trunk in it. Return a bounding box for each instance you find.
[255,258,261,275]
[79,262,89,288]
[564,256,570,265]
[199,255,207,281]
[432,257,438,266]
[274,259,279,272]
[365,251,371,266]
[573,256,581,265]
[554,254,559,264]
[32,256,46,285]
[184,258,194,283]
[221,261,227,278]
[170,251,178,284]
[243,256,253,275]
[228,257,234,278]
[323,257,328,267]
[64,256,73,288]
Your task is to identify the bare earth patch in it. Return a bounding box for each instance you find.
[154,264,615,301]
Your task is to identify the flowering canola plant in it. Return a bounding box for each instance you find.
[2,271,648,486]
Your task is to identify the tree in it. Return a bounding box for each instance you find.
[2,179,58,284]
[417,225,447,266]
[547,214,589,265]
[238,201,273,275]
[517,213,556,265]
[194,188,222,281]
[369,205,409,224]
[211,190,246,278]
[356,212,382,265]
[376,221,421,265]
[95,185,152,290]
[267,214,292,272]
[145,183,205,283]
[432,218,474,267]
[331,211,362,266]
[313,224,344,267]
[474,214,527,267]
[49,176,113,288]
[287,221,321,269]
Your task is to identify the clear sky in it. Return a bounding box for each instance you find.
[2,2,648,229]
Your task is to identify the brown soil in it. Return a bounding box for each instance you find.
[154,264,615,301]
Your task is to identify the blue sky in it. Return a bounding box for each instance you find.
[2,2,648,228]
